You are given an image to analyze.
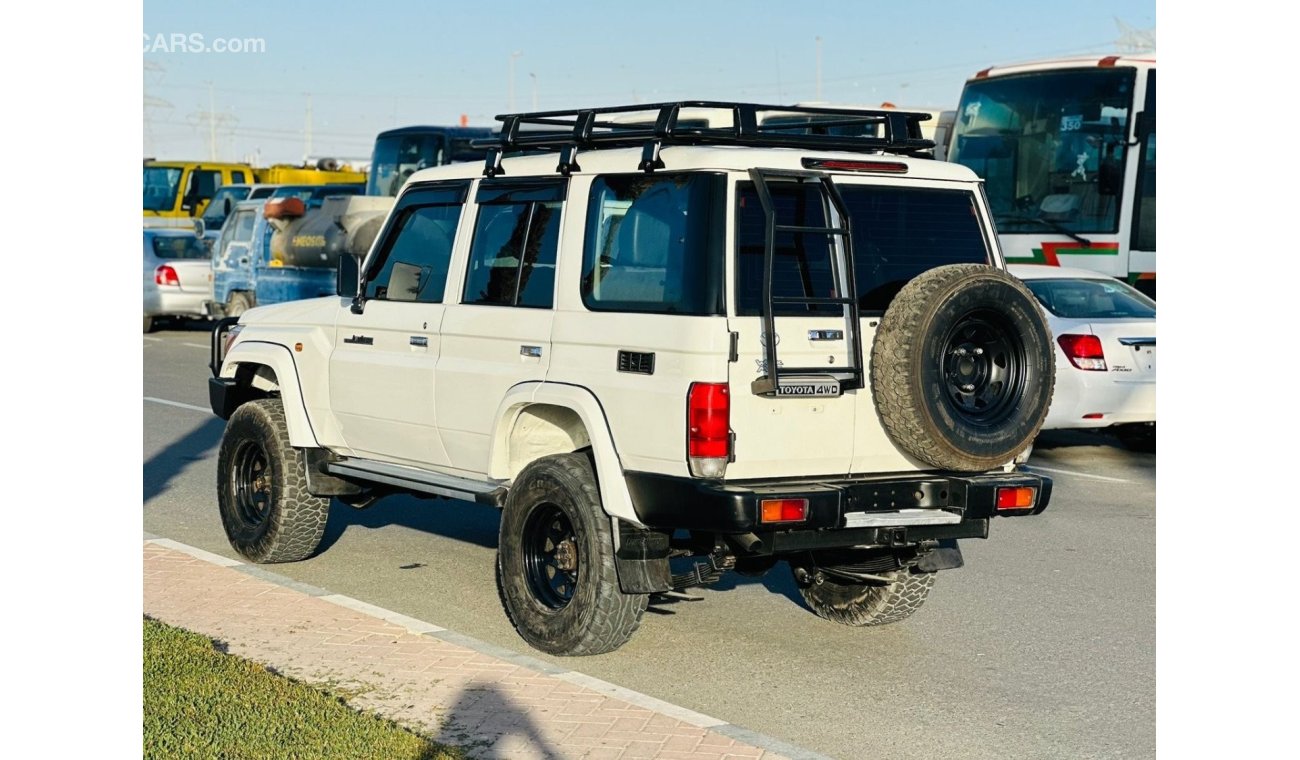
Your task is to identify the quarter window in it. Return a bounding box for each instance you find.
[581,173,724,315]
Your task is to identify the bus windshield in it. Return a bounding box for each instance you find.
[368,133,448,197]
[949,68,1136,235]
[143,166,183,212]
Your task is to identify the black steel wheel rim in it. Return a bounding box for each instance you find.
[939,309,1027,428]
[522,503,579,610]
[232,440,273,527]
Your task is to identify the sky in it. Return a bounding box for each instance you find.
[143,0,1156,165]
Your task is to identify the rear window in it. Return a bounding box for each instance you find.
[735,182,989,315]
[151,235,208,260]
[1022,278,1155,319]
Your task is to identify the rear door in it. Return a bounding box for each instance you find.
[727,176,856,479]
[435,178,566,474]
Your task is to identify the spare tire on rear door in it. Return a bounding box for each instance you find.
[871,264,1055,472]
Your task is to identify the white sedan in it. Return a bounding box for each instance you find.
[1010,265,1155,451]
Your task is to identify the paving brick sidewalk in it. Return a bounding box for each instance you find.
[143,540,791,760]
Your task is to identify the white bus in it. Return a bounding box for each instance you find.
[947,54,1156,297]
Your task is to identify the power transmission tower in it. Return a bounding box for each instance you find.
[188,82,238,161]
[1115,18,1156,54]
[143,60,172,156]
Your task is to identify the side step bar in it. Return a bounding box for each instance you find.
[325,458,508,507]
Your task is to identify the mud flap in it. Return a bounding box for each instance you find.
[613,521,672,593]
[914,538,964,573]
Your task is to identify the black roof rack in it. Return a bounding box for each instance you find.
[471,101,937,176]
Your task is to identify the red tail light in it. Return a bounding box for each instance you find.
[996,486,1037,511]
[688,382,730,477]
[760,498,808,523]
[154,265,180,287]
[1057,334,1107,371]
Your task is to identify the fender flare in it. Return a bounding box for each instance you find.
[487,381,641,527]
[220,340,320,448]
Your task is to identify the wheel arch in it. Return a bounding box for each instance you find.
[220,340,320,448]
[487,382,640,526]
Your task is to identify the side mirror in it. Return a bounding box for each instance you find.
[337,253,360,299]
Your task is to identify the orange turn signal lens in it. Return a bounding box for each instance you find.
[996,487,1036,510]
[760,498,808,523]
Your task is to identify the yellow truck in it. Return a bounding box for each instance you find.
[143,160,366,223]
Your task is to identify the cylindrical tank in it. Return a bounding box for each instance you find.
[268,196,395,268]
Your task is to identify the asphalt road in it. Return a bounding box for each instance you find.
[144,321,1156,760]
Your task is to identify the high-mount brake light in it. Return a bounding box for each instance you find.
[760,498,808,524]
[687,382,730,478]
[975,66,993,79]
[1057,334,1107,371]
[1098,56,1121,68]
[154,265,179,287]
[801,158,908,173]
[996,486,1037,511]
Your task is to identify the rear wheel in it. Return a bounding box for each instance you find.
[497,454,646,656]
[872,264,1055,471]
[796,567,935,627]
[143,315,154,333]
[216,398,329,563]
[227,292,253,318]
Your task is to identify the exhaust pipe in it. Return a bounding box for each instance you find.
[724,532,764,554]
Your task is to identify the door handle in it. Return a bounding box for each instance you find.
[410,336,428,347]
[520,345,543,358]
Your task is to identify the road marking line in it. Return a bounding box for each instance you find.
[1026,465,1132,483]
[143,336,162,342]
[182,342,209,349]
[144,397,210,414]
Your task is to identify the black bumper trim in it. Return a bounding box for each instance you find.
[624,469,1051,544]
[208,376,239,420]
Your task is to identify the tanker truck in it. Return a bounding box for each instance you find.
[207,125,491,317]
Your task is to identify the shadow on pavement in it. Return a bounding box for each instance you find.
[143,415,224,504]
[436,682,562,758]
[319,493,501,554]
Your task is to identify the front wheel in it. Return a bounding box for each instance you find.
[496,454,646,656]
[216,398,329,563]
[226,292,253,318]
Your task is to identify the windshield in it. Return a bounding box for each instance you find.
[143,166,182,212]
[368,133,448,197]
[1023,277,1155,319]
[949,68,1136,235]
[200,186,251,228]
[150,235,208,260]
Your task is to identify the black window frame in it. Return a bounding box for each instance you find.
[460,178,568,310]
[1130,70,1156,253]
[361,180,471,304]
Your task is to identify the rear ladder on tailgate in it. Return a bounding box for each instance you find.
[748,168,865,396]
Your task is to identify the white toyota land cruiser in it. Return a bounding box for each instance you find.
[208,102,1056,656]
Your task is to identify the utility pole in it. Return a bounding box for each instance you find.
[509,51,522,111]
[305,93,313,164]
[208,82,218,160]
[815,37,823,101]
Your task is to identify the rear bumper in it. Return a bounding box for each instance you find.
[1043,367,1155,429]
[144,287,211,319]
[624,470,1050,553]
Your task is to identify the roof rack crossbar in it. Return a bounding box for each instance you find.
[472,101,937,157]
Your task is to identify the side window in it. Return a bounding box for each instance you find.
[233,209,257,243]
[1132,71,1156,251]
[185,170,222,205]
[231,170,248,184]
[581,173,724,315]
[364,204,463,303]
[462,181,565,309]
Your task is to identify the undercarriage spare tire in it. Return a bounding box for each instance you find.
[871,264,1055,471]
